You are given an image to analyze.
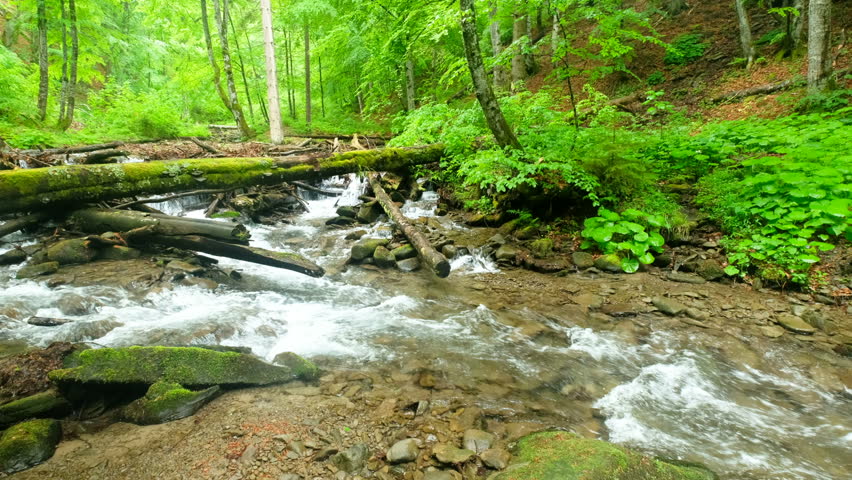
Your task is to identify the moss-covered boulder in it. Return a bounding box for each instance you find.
[492,432,716,480]
[46,239,97,265]
[123,381,219,425]
[0,419,61,473]
[96,245,142,261]
[16,262,59,279]
[391,244,417,260]
[373,246,397,269]
[0,390,70,426]
[48,346,318,387]
[530,238,554,258]
[594,254,622,273]
[351,238,389,261]
[356,201,382,223]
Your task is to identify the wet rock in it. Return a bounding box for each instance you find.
[432,444,474,464]
[462,429,494,453]
[571,252,595,269]
[653,252,673,267]
[357,202,382,223]
[440,244,458,259]
[774,314,816,335]
[652,297,686,316]
[345,230,368,241]
[594,254,622,273]
[49,346,319,387]
[573,293,603,310]
[522,256,571,273]
[59,319,122,342]
[696,259,725,281]
[56,294,96,316]
[0,419,61,473]
[495,245,519,262]
[330,443,370,473]
[491,431,715,480]
[46,239,96,265]
[530,238,554,258]
[26,316,72,327]
[392,244,417,260]
[181,277,219,290]
[0,249,27,266]
[123,381,220,425]
[397,258,421,273]
[666,272,707,284]
[480,448,511,470]
[0,390,70,426]
[16,262,59,279]
[326,216,357,226]
[336,206,358,218]
[600,303,637,317]
[96,246,141,261]
[423,471,458,480]
[799,309,830,331]
[387,438,419,463]
[351,238,389,261]
[373,246,397,269]
[487,234,507,246]
[514,226,537,240]
[760,325,786,338]
[166,260,204,275]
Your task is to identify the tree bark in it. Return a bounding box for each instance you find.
[807,0,833,94]
[36,0,48,121]
[70,208,251,244]
[735,0,756,69]
[511,10,527,90]
[368,174,450,278]
[58,0,69,126]
[243,30,269,124]
[318,56,326,117]
[283,28,296,119]
[0,212,51,239]
[201,0,234,121]
[212,0,254,138]
[304,23,312,127]
[260,0,283,144]
[459,0,522,150]
[0,146,444,214]
[405,58,416,111]
[228,14,255,121]
[58,0,78,130]
[489,0,507,91]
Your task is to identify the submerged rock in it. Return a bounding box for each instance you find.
[48,346,318,387]
[0,419,61,473]
[331,443,370,473]
[0,390,70,426]
[387,438,419,464]
[123,381,220,425]
[46,239,97,265]
[397,257,421,273]
[16,262,59,279]
[0,249,27,266]
[491,431,715,480]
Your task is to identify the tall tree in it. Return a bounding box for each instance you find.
[212,0,253,137]
[511,9,527,90]
[405,56,415,111]
[58,0,69,125]
[459,0,522,150]
[36,0,48,121]
[259,0,283,143]
[304,23,312,127]
[735,0,756,69]
[807,0,833,94]
[489,0,508,90]
[58,0,78,130]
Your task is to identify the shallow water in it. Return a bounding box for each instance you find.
[0,175,850,480]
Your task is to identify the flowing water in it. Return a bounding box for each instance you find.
[0,176,850,480]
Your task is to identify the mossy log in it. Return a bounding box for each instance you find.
[0,212,51,239]
[368,174,450,278]
[0,145,444,214]
[71,208,251,244]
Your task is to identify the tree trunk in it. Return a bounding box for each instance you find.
[0,145,444,214]
[59,0,78,130]
[405,58,416,111]
[201,0,234,118]
[459,0,522,150]
[304,23,312,127]
[243,30,269,124]
[551,12,559,67]
[807,0,833,94]
[58,0,69,126]
[284,28,296,119]
[511,11,527,90]
[489,0,507,91]
[259,0,283,144]
[36,0,48,121]
[792,0,805,54]
[735,0,756,69]
[368,174,450,277]
[70,208,251,244]
[318,56,326,117]
[228,14,255,121]
[0,212,51,240]
[212,0,253,138]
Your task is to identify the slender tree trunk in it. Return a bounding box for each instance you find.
[791,0,805,54]
[318,56,326,117]
[212,0,253,138]
[460,0,522,150]
[58,0,69,125]
[59,0,78,130]
[405,57,416,111]
[243,30,270,123]
[283,28,295,119]
[511,11,527,90]
[228,15,255,121]
[551,12,559,67]
[201,0,234,115]
[259,0,283,143]
[735,0,756,69]
[304,23,311,127]
[489,0,507,91]
[807,0,833,94]
[36,0,48,121]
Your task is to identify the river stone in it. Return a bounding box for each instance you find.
[423,471,458,480]
[433,444,474,464]
[166,260,204,275]
[652,297,687,316]
[96,245,141,261]
[760,325,786,338]
[373,246,397,269]
[351,238,389,261]
[391,244,417,260]
[495,245,519,262]
[799,309,829,331]
[530,238,554,258]
[57,294,95,316]
[774,314,816,335]
[462,429,494,453]
[330,443,369,473]
[571,252,595,269]
[666,272,707,284]
[0,249,27,266]
[0,391,70,426]
[0,419,61,473]
[59,319,122,342]
[441,244,458,259]
[16,262,59,279]
[46,239,96,265]
[480,448,511,470]
[357,202,382,223]
[336,206,358,218]
[48,346,319,387]
[490,431,715,480]
[27,316,72,327]
[345,230,368,241]
[594,254,622,273]
[488,233,507,246]
[515,226,538,240]
[387,438,419,463]
[325,216,357,226]
[397,257,421,273]
[696,259,725,281]
[123,381,220,425]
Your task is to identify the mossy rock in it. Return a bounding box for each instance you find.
[0,390,70,426]
[46,239,97,265]
[373,246,397,269]
[271,351,320,379]
[16,262,59,279]
[492,431,716,480]
[696,259,725,281]
[356,202,382,224]
[594,254,622,273]
[391,244,417,260]
[336,206,358,218]
[530,238,554,259]
[48,346,318,387]
[351,238,389,261]
[96,245,142,261]
[123,381,219,425]
[0,419,61,473]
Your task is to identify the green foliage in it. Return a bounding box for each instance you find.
[580,208,666,273]
[0,45,33,119]
[795,88,851,113]
[647,71,666,86]
[508,209,540,229]
[664,34,708,66]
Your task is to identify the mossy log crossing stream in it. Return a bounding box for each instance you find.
[0,145,444,214]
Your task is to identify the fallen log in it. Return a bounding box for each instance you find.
[150,235,324,277]
[19,141,125,157]
[368,173,450,278]
[712,78,798,103]
[113,189,236,209]
[0,145,443,215]
[80,149,127,164]
[70,208,251,244]
[0,212,52,239]
[291,181,340,197]
[189,137,223,155]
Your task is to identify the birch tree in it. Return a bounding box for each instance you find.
[259,0,283,143]
[807,0,833,94]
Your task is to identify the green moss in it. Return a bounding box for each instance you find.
[49,346,318,387]
[0,419,61,473]
[493,431,716,480]
[123,381,219,425]
[0,391,70,426]
[210,211,241,218]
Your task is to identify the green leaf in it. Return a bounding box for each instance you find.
[724,265,740,276]
[799,254,821,264]
[621,257,640,273]
[638,252,655,264]
[634,231,649,242]
[648,232,665,247]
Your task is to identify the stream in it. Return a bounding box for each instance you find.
[0,175,850,480]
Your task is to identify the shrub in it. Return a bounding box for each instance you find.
[664,34,708,65]
[580,208,666,273]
